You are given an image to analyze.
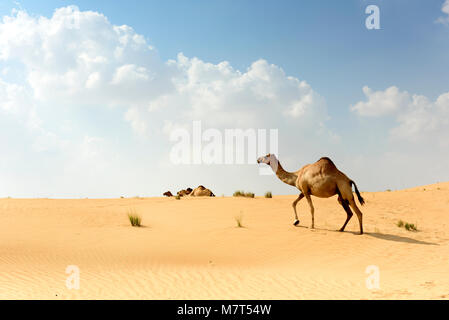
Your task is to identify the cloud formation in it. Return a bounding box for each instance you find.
[437,0,449,24]
[0,5,330,138]
[351,86,410,117]
[0,6,173,109]
[351,86,449,145]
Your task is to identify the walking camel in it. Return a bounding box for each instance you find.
[257,154,365,234]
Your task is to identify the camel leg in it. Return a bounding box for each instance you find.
[292,193,304,226]
[348,199,363,235]
[305,194,315,229]
[338,196,353,232]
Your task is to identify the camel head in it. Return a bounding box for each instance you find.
[257,153,277,165]
[257,153,279,172]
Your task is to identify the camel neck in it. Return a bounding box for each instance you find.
[274,161,297,187]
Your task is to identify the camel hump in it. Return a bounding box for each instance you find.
[318,157,336,166]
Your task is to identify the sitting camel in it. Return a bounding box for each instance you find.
[257,154,365,234]
[163,191,173,197]
[177,187,193,197]
[190,185,215,197]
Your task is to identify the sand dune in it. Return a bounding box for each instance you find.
[1,182,449,299]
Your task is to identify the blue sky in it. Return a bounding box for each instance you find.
[0,1,448,197]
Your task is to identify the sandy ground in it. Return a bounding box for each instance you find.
[0,182,448,300]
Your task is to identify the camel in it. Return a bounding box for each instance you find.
[190,185,215,197]
[163,191,173,197]
[257,154,365,234]
[177,187,193,197]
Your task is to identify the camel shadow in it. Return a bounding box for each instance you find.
[363,232,438,245]
[296,225,438,245]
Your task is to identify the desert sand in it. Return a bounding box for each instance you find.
[0,182,448,299]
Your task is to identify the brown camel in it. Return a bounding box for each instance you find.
[163,191,173,197]
[177,187,193,197]
[190,185,215,197]
[257,154,365,234]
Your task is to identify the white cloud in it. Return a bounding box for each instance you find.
[0,6,173,108]
[350,86,410,117]
[124,107,149,136]
[85,72,101,89]
[0,6,331,135]
[160,54,329,130]
[0,78,30,114]
[436,0,449,25]
[111,64,150,85]
[351,86,449,145]
[0,77,43,131]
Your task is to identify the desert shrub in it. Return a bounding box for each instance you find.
[397,220,417,231]
[235,215,244,228]
[404,223,417,231]
[127,209,141,227]
[265,191,272,198]
[233,190,255,198]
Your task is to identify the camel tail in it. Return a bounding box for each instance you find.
[351,180,365,206]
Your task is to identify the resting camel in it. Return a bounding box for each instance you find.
[177,188,193,197]
[257,154,365,234]
[190,185,215,197]
[163,191,173,197]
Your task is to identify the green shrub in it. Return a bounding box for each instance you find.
[233,190,255,198]
[404,223,417,231]
[235,215,244,228]
[397,220,417,231]
[127,209,141,227]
